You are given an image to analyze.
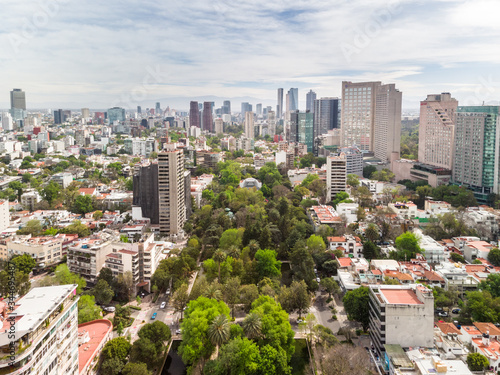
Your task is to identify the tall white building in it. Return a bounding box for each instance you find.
[214,118,224,134]
[0,200,9,233]
[0,284,80,375]
[339,147,363,176]
[326,153,347,202]
[244,111,254,139]
[2,112,14,131]
[158,144,186,236]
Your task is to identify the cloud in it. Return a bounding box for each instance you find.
[0,0,499,110]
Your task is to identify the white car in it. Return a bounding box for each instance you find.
[160,302,166,309]
[175,329,182,335]
[103,306,115,313]
[316,277,321,283]
[166,288,171,295]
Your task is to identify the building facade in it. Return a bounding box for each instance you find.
[189,101,200,128]
[202,102,213,132]
[326,153,347,202]
[107,107,126,124]
[277,88,284,119]
[244,111,254,139]
[306,90,317,113]
[339,146,363,176]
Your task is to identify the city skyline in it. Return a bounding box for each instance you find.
[2,1,500,110]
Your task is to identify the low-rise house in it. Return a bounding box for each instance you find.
[327,235,363,258]
[308,205,342,231]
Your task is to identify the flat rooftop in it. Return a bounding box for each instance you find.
[78,319,113,373]
[379,288,423,305]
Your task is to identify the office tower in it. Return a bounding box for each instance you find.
[133,162,159,224]
[339,146,363,176]
[418,93,458,169]
[202,102,213,132]
[369,285,434,356]
[223,100,231,115]
[313,97,340,138]
[286,88,299,112]
[241,102,252,114]
[289,111,314,153]
[158,144,186,235]
[374,83,402,162]
[10,88,27,122]
[326,153,347,202]
[137,105,142,114]
[277,88,284,119]
[189,101,200,128]
[215,118,224,134]
[81,108,90,119]
[452,106,500,202]
[54,109,63,124]
[108,107,126,124]
[244,111,255,139]
[306,90,317,113]
[156,102,161,115]
[2,112,13,131]
[0,284,80,375]
[341,81,401,162]
[256,103,262,116]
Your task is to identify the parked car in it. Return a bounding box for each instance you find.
[160,302,166,309]
[452,308,461,314]
[296,318,304,324]
[438,311,448,317]
[316,277,321,283]
[151,312,157,320]
[103,306,115,313]
[175,329,182,335]
[166,288,171,295]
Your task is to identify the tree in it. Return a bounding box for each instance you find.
[213,249,227,283]
[393,231,422,260]
[208,314,231,357]
[347,174,360,187]
[100,357,125,375]
[362,241,380,260]
[178,297,231,367]
[320,278,340,298]
[97,267,114,286]
[318,344,372,375]
[204,337,260,375]
[466,353,489,371]
[59,220,91,237]
[54,264,86,293]
[240,284,259,312]
[138,321,171,349]
[242,312,262,340]
[10,254,36,275]
[41,181,61,205]
[290,280,311,318]
[121,362,149,375]
[343,286,370,330]
[290,241,316,288]
[130,338,158,368]
[363,165,377,179]
[102,337,131,362]
[0,270,30,297]
[223,277,241,318]
[219,228,244,250]
[16,219,43,236]
[371,168,395,182]
[450,252,465,263]
[488,248,500,267]
[254,249,281,280]
[172,283,190,319]
[306,234,326,254]
[480,273,500,298]
[78,295,102,323]
[364,223,379,243]
[93,279,114,305]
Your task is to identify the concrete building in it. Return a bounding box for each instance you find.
[306,90,316,113]
[326,153,347,202]
[78,320,113,375]
[202,102,213,132]
[5,236,63,267]
[123,138,157,157]
[277,88,284,119]
[452,106,500,203]
[339,146,363,176]
[214,118,224,134]
[289,111,314,153]
[81,108,90,119]
[328,235,363,257]
[107,107,126,124]
[105,249,140,284]
[10,88,27,122]
[2,112,14,131]
[369,285,434,356]
[418,93,458,170]
[133,161,159,224]
[341,81,401,162]
[51,172,73,188]
[158,144,186,236]
[0,200,9,233]
[313,97,340,137]
[0,284,79,375]
[189,101,200,128]
[244,111,254,139]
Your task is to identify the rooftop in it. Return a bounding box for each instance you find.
[78,319,113,373]
[379,288,423,305]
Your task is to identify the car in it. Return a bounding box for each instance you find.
[296,318,304,324]
[316,277,321,283]
[151,312,157,320]
[452,308,461,314]
[160,302,166,309]
[175,329,182,335]
[438,311,448,317]
[435,307,444,313]
[314,268,317,274]
[166,288,171,295]
[103,306,115,312]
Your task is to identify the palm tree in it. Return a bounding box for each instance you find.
[213,249,226,283]
[204,283,222,300]
[226,245,240,259]
[208,314,230,358]
[242,312,262,340]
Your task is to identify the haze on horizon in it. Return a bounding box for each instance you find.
[1,0,500,111]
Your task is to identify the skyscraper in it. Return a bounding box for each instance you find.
[215,118,224,134]
[277,88,284,119]
[54,109,63,125]
[189,101,200,128]
[306,90,317,113]
[107,107,126,124]
[241,102,252,114]
[202,101,213,132]
[137,105,142,114]
[313,97,340,138]
[158,144,186,235]
[10,88,26,122]
[156,102,161,115]
[418,93,458,170]
[245,111,254,139]
[256,103,262,116]
[133,162,159,224]
[223,100,231,115]
[81,108,90,119]
[289,111,314,153]
[341,81,401,162]
[452,106,500,202]
[286,88,299,112]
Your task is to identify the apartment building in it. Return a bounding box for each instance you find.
[0,284,79,375]
[326,153,347,202]
[0,199,9,232]
[5,236,63,267]
[78,320,113,375]
[104,249,140,285]
[369,285,434,356]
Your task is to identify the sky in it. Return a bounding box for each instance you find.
[1,0,500,112]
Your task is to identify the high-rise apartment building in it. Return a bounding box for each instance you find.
[81,108,90,119]
[418,93,458,169]
[452,106,500,202]
[202,102,213,132]
[313,97,340,138]
[223,100,231,115]
[214,118,224,134]
[10,88,26,122]
[268,110,276,137]
[326,153,347,202]
[306,90,317,113]
[339,146,363,176]
[244,111,254,139]
[289,111,314,153]
[107,107,126,124]
[158,144,186,235]
[1,112,13,131]
[277,88,284,119]
[0,284,80,375]
[133,162,159,224]
[341,81,401,162]
[286,88,298,112]
[189,101,200,128]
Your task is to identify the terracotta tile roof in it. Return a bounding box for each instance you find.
[474,322,500,336]
[424,270,444,282]
[337,257,353,268]
[436,322,461,335]
[328,236,346,242]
